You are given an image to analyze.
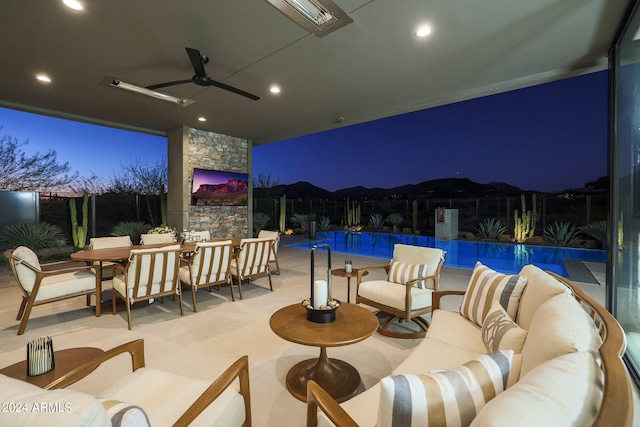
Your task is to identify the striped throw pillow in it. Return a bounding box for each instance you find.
[377,350,513,427]
[481,300,527,353]
[388,261,429,289]
[460,262,527,326]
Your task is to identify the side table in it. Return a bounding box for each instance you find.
[331,268,368,303]
[0,347,105,389]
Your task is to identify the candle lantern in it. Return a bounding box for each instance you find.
[302,243,341,323]
[27,336,55,376]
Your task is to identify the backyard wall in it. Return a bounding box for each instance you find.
[167,125,252,238]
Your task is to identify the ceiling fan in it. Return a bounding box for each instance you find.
[146,47,260,101]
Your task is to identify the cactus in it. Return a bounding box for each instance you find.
[70,192,89,251]
[412,200,419,233]
[279,195,286,233]
[345,199,361,227]
[514,194,537,243]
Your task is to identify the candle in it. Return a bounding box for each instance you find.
[345,260,352,273]
[313,280,328,309]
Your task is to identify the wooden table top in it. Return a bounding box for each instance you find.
[331,268,368,278]
[270,303,378,348]
[70,238,243,263]
[0,347,105,389]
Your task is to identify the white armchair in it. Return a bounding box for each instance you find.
[4,246,101,335]
[356,244,445,338]
[257,230,280,274]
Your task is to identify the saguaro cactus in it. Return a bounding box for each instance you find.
[345,200,361,227]
[514,194,537,243]
[279,194,287,232]
[70,192,89,251]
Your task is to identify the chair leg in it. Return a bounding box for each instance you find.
[177,290,184,316]
[191,286,198,312]
[16,297,27,320]
[236,277,244,299]
[17,298,35,335]
[228,279,235,301]
[267,272,273,291]
[375,312,429,339]
[125,298,133,330]
[112,289,117,315]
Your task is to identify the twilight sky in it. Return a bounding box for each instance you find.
[0,70,607,194]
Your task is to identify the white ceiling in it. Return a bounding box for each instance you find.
[0,0,631,145]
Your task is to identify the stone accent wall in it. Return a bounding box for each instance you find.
[187,128,249,238]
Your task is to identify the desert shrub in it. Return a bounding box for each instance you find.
[385,213,403,231]
[369,212,384,229]
[544,221,583,247]
[580,220,607,248]
[290,213,309,232]
[111,221,151,245]
[0,222,67,250]
[476,217,507,239]
[253,212,270,236]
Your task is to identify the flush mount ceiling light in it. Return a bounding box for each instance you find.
[62,0,84,11]
[101,75,195,107]
[36,74,52,83]
[265,0,353,37]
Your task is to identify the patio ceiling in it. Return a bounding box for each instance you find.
[0,0,631,145]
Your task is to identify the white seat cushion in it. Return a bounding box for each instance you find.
[516,264,571,330]
[102,368,246,427]
[35,270,97,301]
[358,280,433,311]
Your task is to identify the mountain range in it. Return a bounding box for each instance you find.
[254,177,607,199]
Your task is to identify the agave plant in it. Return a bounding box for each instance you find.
[544,221,583,247]
[111,221,151,245]
[318,215,331,231]
[369,212,384,229]
[476,217,507,240]
[580,220,607,249]
[0,222,67,249]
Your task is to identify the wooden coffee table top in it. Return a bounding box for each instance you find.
[0,347,105,389]
[270,303,378,348]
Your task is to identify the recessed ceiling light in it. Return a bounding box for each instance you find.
[36,74,51,83]
[63,0,84,11]
[270,85,281,94]
[416,25,432,37]
[198,117,206,122]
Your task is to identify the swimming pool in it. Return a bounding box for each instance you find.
[288,231,606,277]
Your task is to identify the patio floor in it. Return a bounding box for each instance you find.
[0,237,619,426]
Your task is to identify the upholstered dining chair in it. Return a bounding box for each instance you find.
[186,230,211,242]
[112,244,183,330]
[355,244,445,338]
[257,230,281,275]
[139,233,175,245]
[4,246,101,335]
[230,238,274,299]
[179,240,234,311]
[89,236,133,279]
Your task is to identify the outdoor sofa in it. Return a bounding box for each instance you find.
[307,264,633,427]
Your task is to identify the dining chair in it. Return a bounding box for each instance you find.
[139,233,175,245]
[111,244,183,330]
[179,240,234,311]
[230,238,274,299]
[4,246,101,335]
[89,236,133,279]
[355,244,445,338]
[184,230,210,242]
[257,230,280,275]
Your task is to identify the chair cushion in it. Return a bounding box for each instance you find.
[90,236,132,249]
[470,352,603,427]
[481,300,527,354]
[520,292,602,376]
[139,233,175,245]
[35,270,97,301]
[460,262,527,327]
[102,367,246,427]
[377,350,513,427]
[0,373,110,426]
[358,279,433,311]
[99,399,150,427]
[12,246,41,292]
[392,244,444,290]
[388,261,429,289]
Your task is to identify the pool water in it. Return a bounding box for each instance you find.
[288,231,606,277]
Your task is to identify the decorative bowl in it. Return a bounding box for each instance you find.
[302,298,341,323]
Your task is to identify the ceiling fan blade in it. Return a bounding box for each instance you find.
[146,79,194,90]
[206,79,260,101]
[185,47,207,77]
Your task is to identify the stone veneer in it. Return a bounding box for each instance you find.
[167,126,252,239]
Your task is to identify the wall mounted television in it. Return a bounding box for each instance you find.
[191,168,249,206]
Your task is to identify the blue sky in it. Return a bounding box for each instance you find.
[0,70,607,193]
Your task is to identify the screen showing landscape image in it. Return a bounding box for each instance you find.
[191,168,249,206]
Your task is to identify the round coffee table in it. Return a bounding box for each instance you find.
[0,347,105,389]
[270,303,377,402]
